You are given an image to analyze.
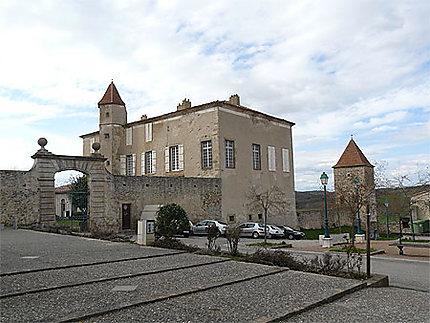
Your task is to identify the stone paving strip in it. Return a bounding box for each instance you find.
[283,287,430,323]
[83,270,364,323]
[0,259,283,322]
[1,229,175,273]
[0,253,225,297]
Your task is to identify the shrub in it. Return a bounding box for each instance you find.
[155,204,189,239]
[206,225,221,252]
[152,237,199,252]
[225,226,241,256]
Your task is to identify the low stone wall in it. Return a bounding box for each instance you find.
[103,174,222,233]
[0,170,39,226]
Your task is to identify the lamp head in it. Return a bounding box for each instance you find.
[320,172,329,186]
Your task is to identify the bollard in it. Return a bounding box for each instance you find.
[13,219,18,230]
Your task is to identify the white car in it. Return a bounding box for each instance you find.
[266,225,284,239]
[193,220,229,236]
[237,222,266,239]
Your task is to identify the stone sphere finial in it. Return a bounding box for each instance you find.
[92,142,101,152]
[38,137,47,149]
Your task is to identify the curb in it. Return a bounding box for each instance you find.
[366,274,389,288]
[257,281,367,323]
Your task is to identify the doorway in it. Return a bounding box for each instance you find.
[122,203,131,230]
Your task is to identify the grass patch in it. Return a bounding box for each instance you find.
[376,234,399,241]
[330,246,377,254]
[246,241,289,247]
[400,238,429,243]
[300,226,356,240]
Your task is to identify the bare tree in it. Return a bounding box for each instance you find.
[390,167,430,240]
[335,178,375,245]
[247,185,290,245]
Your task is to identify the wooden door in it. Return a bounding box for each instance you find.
[122,204,131,230]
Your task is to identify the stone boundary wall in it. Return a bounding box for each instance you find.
[0,170,39,226]
[103,174,222,233]
[297,209,343,229]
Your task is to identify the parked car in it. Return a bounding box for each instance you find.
[237,222,266,239]
[266,225,284,239]
[278,225,306,240]
[193,220,229,236]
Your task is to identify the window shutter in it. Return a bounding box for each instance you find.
[89,137,95,153]
[152,151,157,173]
[165,147,170,172]
[120,155,126,175]
[141,152,145,175]
[268,146,276,171]
[282,148,290,172]
[126,128,133,146]
[145,123,153,142]
[178,144,184,171]
[132,154,136,176]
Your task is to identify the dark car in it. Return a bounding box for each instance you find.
[278,226,305,240]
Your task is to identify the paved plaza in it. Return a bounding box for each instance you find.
[1,229,429,322]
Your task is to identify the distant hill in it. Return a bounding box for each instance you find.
[295,185,429,211]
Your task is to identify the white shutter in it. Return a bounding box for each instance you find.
[178,144,184,171]
[89,137,95,153]
[141,152,145,175]
[282,148,290,172]
[126,128,133,146]
[145,123,153,142]
[268,146,276,171]
[120,155,126,175]
[132,154,136,176]
[165,147,170,172]
[152,151,157,173]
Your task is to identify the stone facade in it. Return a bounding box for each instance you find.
[105,175,221,232]
[332,139,377,227]
[0,139,221,234]
[81,82,298,227]
[0,170,39,226]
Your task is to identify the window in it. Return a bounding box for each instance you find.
[267,146,276,171]
[229,215,235,222]
[248,214,252,221]
[126,154,135,176]
[225,140,235,168]
[145,123,153,142]
[201,140,212,169]
[126,128,133,146]
[170,146,179,171]
[104,133,109,139]
[165,145,184,172]
[258,214,263,220]
[252,144,261,170]
[145,151,152,174]
[282,148,290,172]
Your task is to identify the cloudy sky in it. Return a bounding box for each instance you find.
[0,0,428,190]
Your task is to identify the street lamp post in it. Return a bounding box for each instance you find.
[354,177,362,234]
[384,200,389,238]
[320,172,330,239]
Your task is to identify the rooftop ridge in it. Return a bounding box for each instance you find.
[98,81,125,106]
[333,139,374,168]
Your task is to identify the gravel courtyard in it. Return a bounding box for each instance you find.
[1,229,428,322]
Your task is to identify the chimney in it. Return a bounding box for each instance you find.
[177,98,191,111]
[229,94,240,105]
[141,114,147,120]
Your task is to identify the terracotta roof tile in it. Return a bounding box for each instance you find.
[98,81,125,106]
[333,139,374,168]
[55,185,71,193]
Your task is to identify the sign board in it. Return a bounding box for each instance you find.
[146,220,155,234]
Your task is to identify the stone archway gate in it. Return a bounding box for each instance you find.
[31,138,107,232]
